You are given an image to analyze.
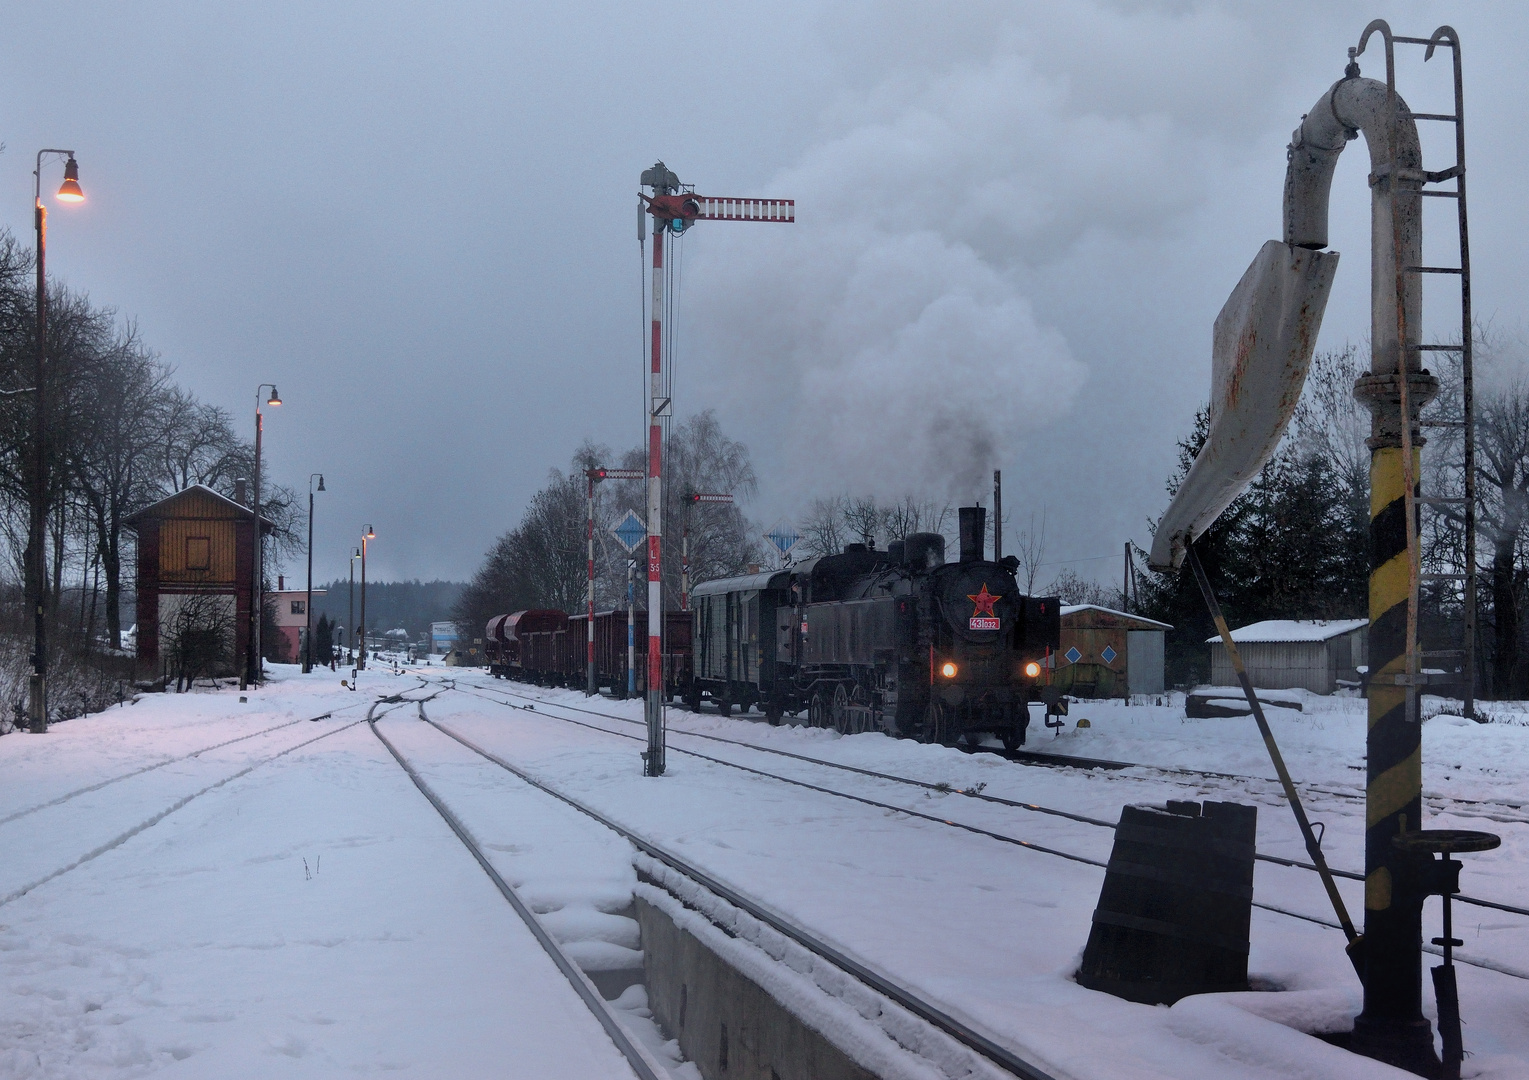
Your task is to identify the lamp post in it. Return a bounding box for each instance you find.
[26,150,83,734]
[245,384,281,687]
[303,473,325,672]
[348,546,359,666]
[358,526,374,671]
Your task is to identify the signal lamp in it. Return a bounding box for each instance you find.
[941,662,957,679]
[1024,661,1041,678]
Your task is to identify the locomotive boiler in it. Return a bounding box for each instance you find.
[690,506,1063,748]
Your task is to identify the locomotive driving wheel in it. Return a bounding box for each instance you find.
[809,688,830,728]
[850,684,876,735]
[831,684,851,734]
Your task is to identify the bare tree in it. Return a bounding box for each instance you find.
[800,495,848,558]
[163,579,237,692]
[158,391,244,494]
[882,495,950,542]
[842,496,884,547]
[1013,510,1047,594]
[1473,383,1529,695]
[1046,567,1113,606]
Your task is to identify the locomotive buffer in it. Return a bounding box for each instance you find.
[639,162,793,776]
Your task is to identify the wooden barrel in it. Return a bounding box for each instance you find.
[1076,800,1257,1005]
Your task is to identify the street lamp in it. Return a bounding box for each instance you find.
[303,473,325,672]
[358,525,374,671]
[348,546,360,666]
[27,150,84,734]
[246,383,280,688]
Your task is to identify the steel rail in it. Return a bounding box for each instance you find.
[417,701,1066,1080]
[0,708,355,828]
[451,672,1526,814]
[0,709,382,910]
[450,679,1529,929]
[366,713,667,1080]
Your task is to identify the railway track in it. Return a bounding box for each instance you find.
[377,696,1067,1080]
[440,676,1529,977]
[461,676,1529,868]
[0,698,377,829]
[0,699,402,911]
[1000,746,1529,826]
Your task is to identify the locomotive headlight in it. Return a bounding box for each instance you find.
[1024,661,1041,678]
[941,662,958,678]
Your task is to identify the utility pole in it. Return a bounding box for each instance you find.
[585,466,643,695]
[681,492,733,611]
[358,526,374,671]
[638,162,793,776]
[304,474,324,672]
[348,547,359,667]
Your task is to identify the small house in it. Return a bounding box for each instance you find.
[1206,619,1367,694]
[125,484,273,682]
[1056,605,1172,698]
[270,579,326,663]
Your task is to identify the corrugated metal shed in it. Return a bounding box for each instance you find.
[1057,605,1172,698]
[1206,619,1367,694]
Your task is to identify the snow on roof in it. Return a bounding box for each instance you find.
[1205,618,1368,644]
[1058,604,1172,630]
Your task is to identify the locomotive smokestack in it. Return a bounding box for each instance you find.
[959,505,986,564]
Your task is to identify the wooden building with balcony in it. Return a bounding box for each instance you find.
[125,484,273,681]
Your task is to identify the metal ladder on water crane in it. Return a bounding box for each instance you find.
[1374,28,1478,721]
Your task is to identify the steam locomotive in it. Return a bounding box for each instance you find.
[689,505,1063,748]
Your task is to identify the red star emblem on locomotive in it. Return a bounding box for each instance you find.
[968,584,1001,618]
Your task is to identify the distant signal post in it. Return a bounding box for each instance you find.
[586,467,644,696]
[639,162,793,775]
[681,492,733,612]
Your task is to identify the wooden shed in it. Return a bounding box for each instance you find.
[1206,619,1367,694]
[1056,605,1172,698]
[124,485,272,681]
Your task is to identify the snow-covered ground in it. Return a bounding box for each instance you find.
[0,672,658,1079]
[3,663,1528,1078]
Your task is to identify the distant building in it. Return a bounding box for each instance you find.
[430,621,459,654]
[269,578,326,664]
[1206,619,1367,694]
[124,484,272,681]
[1056,605,1172,698]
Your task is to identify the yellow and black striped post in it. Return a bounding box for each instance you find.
[1352,373,1438,1071]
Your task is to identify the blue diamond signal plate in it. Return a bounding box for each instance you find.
[1064,646,1083,664]
[766,525,801,557]
[611,510,647,554]
[1101,645,1118,665]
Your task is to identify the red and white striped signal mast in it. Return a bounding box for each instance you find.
[681,492,734,612]
[639,162,793,776]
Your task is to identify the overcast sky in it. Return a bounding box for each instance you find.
[1,1,1524,585]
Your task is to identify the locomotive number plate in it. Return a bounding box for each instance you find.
[969,617,1000,630]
